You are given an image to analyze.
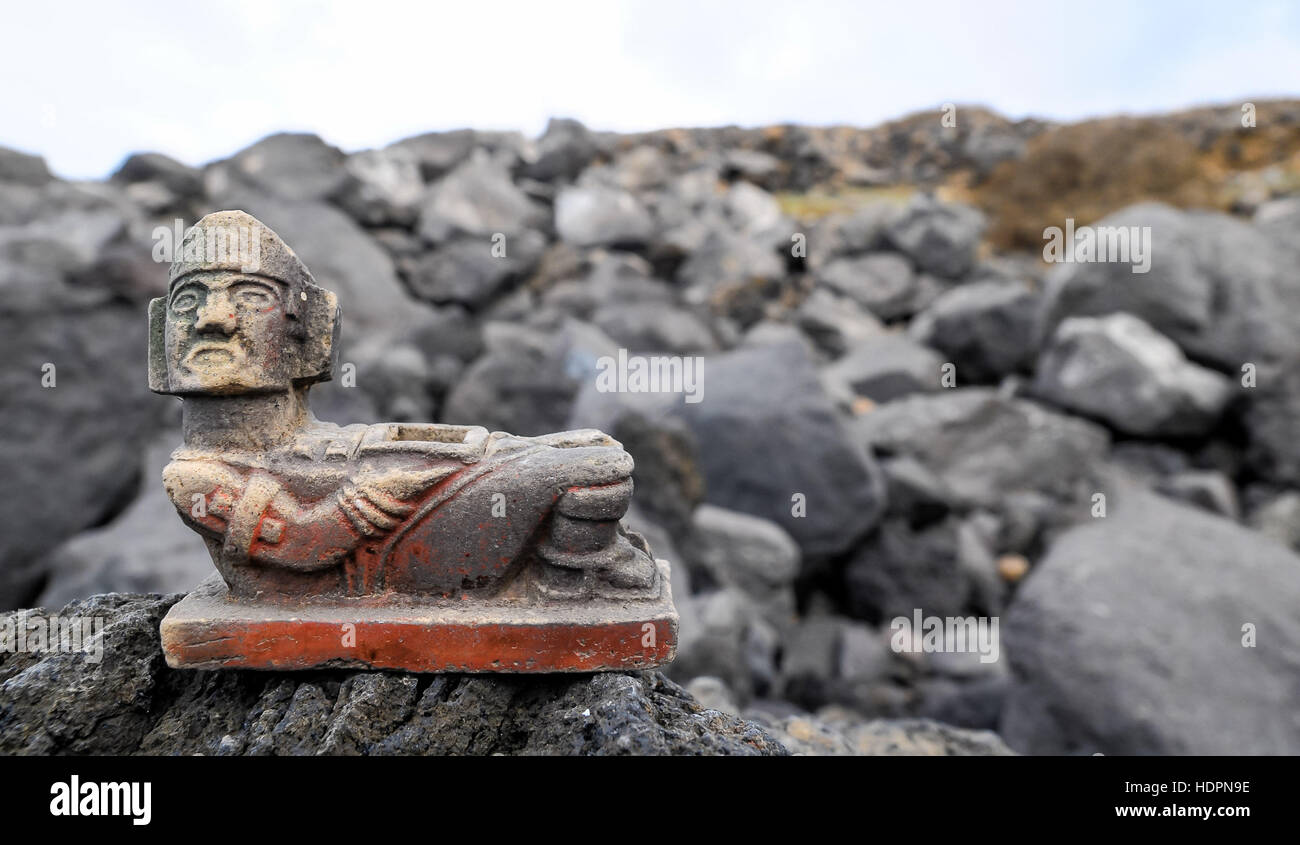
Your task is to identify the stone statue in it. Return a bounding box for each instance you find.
[153,211,677,672]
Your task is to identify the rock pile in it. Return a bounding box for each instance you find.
[3,104,1299,754]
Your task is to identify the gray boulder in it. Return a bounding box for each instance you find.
[335,147,425,227]
[1038,202,1300,371]
[34,435,212,608]
[442,319,617,436]
[675,228,785,322]
[817,252,940,321]
[1002,485,1300,755]
[1155,470,1240,519]
[883,194,985,279]
[1243,365,1300,485]
[405,230,547,309]
[722,149,783,187]
[111,152,203,213]
[844,516,1000,624]
[416,150,547,244]
[0,274,161,609]
[908,280,1038,381]
[1033,313,1233,437]
[590,301,718,355]
[684,504,800,600]
[555,184,655,247]
[667,337,887,559]
[855,388,1109,511]
[387,129,476,181]
[523,117,600,183]
[802,203,900,271]
[211,132,352,203]
[793,288,884,359]
[669,587,779,701]
[1249,490,1300,550]
[823,332,943,402]
[0,594,785,755]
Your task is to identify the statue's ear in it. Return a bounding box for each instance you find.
[148,296,170,393]
[292,287,340,385]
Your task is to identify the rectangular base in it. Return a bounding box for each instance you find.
[161,563,678,673]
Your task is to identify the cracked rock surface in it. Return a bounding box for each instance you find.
[0,593,783,756]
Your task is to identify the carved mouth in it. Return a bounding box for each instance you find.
[184,343,243,368]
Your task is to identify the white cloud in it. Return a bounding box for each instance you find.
[1,0,1295,178]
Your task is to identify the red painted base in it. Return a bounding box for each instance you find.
[161,563,678,673]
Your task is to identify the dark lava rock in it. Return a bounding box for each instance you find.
[908,279,1038,382]
[1038,202,1300,371]
[667,335,887,560]
[1032,313,1232,437]
[1001,484,1300,755]
[883,194,984,279]
[0,593,786,756]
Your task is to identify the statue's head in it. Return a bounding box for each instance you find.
[149,211,340,396]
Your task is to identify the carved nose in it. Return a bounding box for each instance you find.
[194,295,237,335]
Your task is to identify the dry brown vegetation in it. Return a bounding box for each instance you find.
[961,101,1300,250]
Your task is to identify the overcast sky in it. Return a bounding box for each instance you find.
[5,0,1298,179]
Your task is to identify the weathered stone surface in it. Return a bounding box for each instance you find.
[794,288,884,358]
[1155,470,1240,519]
[590,300,718,355]
[0,593,783,755]
[523,118,601,184]
[817,252,939,321]
[675,229,785,323]
[802,203,900,272]
[883,194,985,279]
[387,129,477,181]
[405,230,547,308]
[0,283,161,609]
[908,280,1038,381]
[1248,490,1300,550]
[683,504,800,600]
[1033,313,1233,437]
[1243,364,1300,485]
[335,147,425,227]
[824,332,943,402]
[416,150,547,244]
[1002,484,1300,755]
[667,336,887,559]
[35,435,212,608]
[855,388,1109,511]
[444,318,619,436]
[1038,202,1300,370]
[844,516,1001,624]
[555,184,656,247]
[668,587,778,701]
[112,152,203,212]
[212,133,353,203]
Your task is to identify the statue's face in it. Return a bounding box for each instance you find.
[165,271,291,394]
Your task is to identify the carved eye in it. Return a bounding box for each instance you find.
[170,290,200,312]
[232,283,275,310]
